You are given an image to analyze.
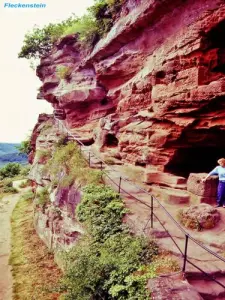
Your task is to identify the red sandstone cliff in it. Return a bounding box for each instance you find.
[36,0,225,180]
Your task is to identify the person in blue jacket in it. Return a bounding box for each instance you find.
[202,158,225,207]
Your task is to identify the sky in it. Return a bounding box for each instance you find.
[0,0,94,143]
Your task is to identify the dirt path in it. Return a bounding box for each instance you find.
[0,193,21,300]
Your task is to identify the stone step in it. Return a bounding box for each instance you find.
[150,185,190,204]
[188,278,225,299]
[147,273,203,300]
[144,170,187,187]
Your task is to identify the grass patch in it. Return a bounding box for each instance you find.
[46,142,102,188]
[35,187,50,208]
[121,165,145,183]
[10,192,62,300]
[0,178,18,200]
[19,179,32,189]
[36,149,52,164]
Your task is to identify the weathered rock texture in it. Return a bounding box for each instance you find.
[187,173,218,204]
[147,273,204,300]
[179,203,220,230]
[36,0,225,184]
[28,115,83,251]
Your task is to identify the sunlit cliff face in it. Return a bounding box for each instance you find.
[36,0,225,176]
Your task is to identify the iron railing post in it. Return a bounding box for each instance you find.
[183,234,189,273]
[151,195,154,228]
[118,177,122,193]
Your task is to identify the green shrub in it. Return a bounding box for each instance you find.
[77,184,128,242]
[54,134,68,148]
[17,137,32,155]
[36,187,50,207]
[61,182,158,299]
[36,149,51,162]
[0,178,18,194]
[41,120,53,133]
[3,186,18,194]
[63,14,99,46]
[61,233,158,300]
[21,191,35,201]
[20,165,31,177]
[56,66,72,80]
[0,163,21,179]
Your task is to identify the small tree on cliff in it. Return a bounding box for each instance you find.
[18,15,78,59]
[17,137,32,155]
[18,0,125,60]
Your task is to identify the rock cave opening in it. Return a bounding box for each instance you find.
[165,147,225,178]
[105,134,119,147]
[100,98,108,105]
[206,19,225,49]
[203,19,225,73]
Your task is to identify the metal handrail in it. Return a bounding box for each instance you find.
[55,118,225,290]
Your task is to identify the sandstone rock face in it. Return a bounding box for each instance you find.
[187,173,218,204]
[36,0,225,181]
[34,205,83,251]
[28,116,84,251]
[187,173,218,197]
[179,203,220,230]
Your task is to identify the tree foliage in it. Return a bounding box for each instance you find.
[18,0,125,59]
[0,163,21,179]
[17,138,32,155]
[18,15,78,59]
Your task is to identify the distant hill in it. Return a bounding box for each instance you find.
[0,143,28,167]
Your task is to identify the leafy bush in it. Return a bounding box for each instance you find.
[20,165,31,177]
[61,182,158,299]
[41,120,53,133]
[63,14,99,46]
[77,184,128,242]
[0,178,18,194]
[56,66,72,80]
[61,233,158,300]
[36,187,50,208]
[17,137,32,155]
[3,185,18,194]
[0,163,21,179]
